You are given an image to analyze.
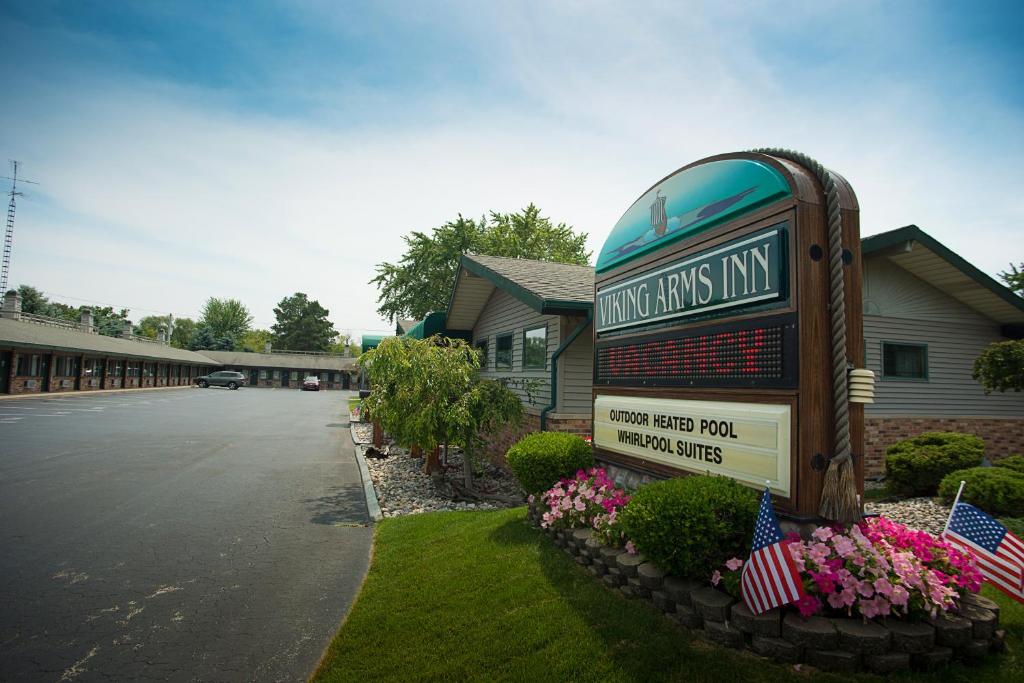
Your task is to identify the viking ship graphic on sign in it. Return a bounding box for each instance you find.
[596,158,795,273]
[650,190,668,236]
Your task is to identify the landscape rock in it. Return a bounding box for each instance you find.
[651,590,675,613]
[364,444,523,518]
[912,646,952,670]
[662,577,701,606]
[750,636,801,663]
[615,552,646,577]
[958,603,997,640]
[931,615,972,648]
[690,587,733,623]
[806,648,859,673]
[833,619,891,654]
[729,603,781,637]
[885,620,934,653]
[782,613,838,650]
[864,651,910,673]
[670,604,703,629]
[637,562,666,590]
[702,620,744,649]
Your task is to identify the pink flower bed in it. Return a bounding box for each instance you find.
[534,468,631,546]
[713,516,983,620]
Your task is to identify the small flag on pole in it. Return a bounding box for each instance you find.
[741,488,806,615]
[942,501,1024,604]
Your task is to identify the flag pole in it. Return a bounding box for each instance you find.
[942,480,966,536]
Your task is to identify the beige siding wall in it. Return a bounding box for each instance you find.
[557,314,594,415]
[473,289,558,410]
[862,257,1024,417]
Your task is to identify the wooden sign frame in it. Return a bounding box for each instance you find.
[592,152,863,520]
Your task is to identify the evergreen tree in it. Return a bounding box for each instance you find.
[271,293,338,351]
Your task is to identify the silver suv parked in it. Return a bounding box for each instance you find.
[195,371,247,390]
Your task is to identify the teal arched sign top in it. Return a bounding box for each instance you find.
[596,158,792,273]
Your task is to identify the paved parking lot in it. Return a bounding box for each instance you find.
[0,387,372,682]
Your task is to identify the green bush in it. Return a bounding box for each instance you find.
[939,466,1024,517]
[619,476,758,580]
[994,454,1024,475]
[505,432,593,494]
[884,432,984,496]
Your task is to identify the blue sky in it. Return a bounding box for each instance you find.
[0,1,1021,335]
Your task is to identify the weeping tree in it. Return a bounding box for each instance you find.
[360,335,522,489]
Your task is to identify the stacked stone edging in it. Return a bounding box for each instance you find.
[526,502,1004,672]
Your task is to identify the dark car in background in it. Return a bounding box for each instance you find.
[196,371,247,390]
[302,376,320,391]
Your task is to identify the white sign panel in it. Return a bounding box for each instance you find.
[593,394,791,496]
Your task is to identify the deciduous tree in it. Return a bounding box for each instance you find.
[199,297,252,340]
[240,329,273,353]
[371,205,590,322]
[170,318,197,349]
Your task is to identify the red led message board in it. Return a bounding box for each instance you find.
[596,314,797,388]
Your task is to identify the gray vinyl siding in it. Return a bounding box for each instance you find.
[473,289,558,410]
[557,314,594,415]
[862,257,1024,417]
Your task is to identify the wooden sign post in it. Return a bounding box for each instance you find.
[592,152,863,520]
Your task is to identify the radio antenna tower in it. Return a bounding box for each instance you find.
[1,160,38,294]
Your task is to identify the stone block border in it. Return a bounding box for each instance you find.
[526,502,1004,673]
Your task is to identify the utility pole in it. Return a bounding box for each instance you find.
[1,160,39,294]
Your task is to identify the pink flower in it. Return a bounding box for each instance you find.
[625,540,637,555]
[812,526,834,542]
[832,535,856,558]
[889,585,910,607]
[711,570,722,586]
[573,498,586,512]
[527,494,535,504]
[725,557,743,571]
[873,577,894,598]
[856,580,875,598]
[795,595,821,617]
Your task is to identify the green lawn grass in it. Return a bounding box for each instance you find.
[313,508,1022,683]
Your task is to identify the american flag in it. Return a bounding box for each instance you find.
[741,489,806,615]
[941,502,1024,604]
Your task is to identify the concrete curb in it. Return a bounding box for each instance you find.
[0,385,196,401]
[351,428,383,522]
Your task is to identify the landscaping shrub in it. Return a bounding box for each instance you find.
[939,466,1024,517]
[506,432,593,494]
[884,431,984,496]
[994,454,1024,475]
[619,475,758,579]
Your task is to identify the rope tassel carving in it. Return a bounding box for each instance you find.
[750,148,860,524]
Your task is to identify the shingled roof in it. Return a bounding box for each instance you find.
[445,254,594,330]
[199,350,356,371]
[0,317,217,364]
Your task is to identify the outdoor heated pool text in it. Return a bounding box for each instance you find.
[595,225,785,333]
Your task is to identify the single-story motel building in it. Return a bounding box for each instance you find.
[0,292,357,395]
[434,226,1024,476]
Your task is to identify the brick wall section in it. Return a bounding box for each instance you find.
[865,416,1024,477]
[482,413,592,466]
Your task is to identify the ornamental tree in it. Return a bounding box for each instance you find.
[361,335,522,483]
[972,339,1024,393]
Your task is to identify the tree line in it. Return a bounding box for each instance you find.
[15,286,357,354]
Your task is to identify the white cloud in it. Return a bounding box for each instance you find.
[1,1,1021,339]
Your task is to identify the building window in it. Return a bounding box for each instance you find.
[475,338,489,369]
[16,354,40,376]
[290,371,298,381]
[84,358,100,376]
[273,370,281,380]
[110,360,123,376]
[259,369,268,380]
[523,326,547,370]
[495,333,513,369]
[882,342,928,380]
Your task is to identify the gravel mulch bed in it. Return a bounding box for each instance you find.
[864,497,950,536]
[362,443,525,518]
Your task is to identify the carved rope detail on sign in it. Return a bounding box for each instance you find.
[595,224,787,333]
[593,395,791,496]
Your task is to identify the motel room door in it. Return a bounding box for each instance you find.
[0,351,10,393]
[39,354,51,391]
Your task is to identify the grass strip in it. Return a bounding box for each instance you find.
[313,507,1022,683]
